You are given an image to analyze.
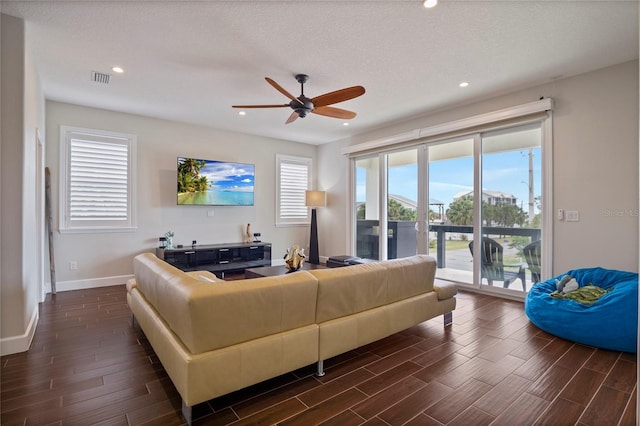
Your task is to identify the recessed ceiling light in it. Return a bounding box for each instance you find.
[238,111,246,116]
[112,66,124,73]
[343,122,349,126]
[459,82,469,88]
[423,0,437,8]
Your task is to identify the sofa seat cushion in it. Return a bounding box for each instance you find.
[311,255,437,323]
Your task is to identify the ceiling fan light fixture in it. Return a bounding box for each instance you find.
[423,0,437,8]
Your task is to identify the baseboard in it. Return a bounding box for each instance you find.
[0,305,38,356]
[48,274,133,293]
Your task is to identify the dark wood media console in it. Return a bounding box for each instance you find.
[156,242,271,278]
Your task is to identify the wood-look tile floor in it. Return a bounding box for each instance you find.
[1,284,636,425]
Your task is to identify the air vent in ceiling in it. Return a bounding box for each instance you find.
[91,71,111,84]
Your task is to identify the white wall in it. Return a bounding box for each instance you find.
[1,13,45,355]
[25,24,46,305]
[551,61,638,272]
[45,102,316,289]
[319,60,639,275]
[317,139,351,258]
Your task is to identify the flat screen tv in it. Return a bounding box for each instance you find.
[177,157,255,206]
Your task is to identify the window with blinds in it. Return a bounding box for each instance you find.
[59,126,137,233]
[276,154,312,226]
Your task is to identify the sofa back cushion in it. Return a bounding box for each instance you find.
[311,255,436,323]
[133,253,318,354]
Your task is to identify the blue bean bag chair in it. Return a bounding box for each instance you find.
[525,267,638,353]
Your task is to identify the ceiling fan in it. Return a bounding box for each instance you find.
[232,74,365,124]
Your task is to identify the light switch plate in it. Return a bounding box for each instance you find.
[566,210,579,221]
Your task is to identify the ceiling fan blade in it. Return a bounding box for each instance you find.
[312,106,357,120]
[232,104,289,108]
[311,86,365,108]
[265,77,298,102]
[285,111,299,124]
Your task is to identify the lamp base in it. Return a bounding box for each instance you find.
[308,208,320,264]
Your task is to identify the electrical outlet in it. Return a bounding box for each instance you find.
[207,210,215,217]
[69,261,77,270]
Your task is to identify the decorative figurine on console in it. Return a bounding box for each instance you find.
[164,231,174,250]
[245,223,252,244]
[284,244,306,272]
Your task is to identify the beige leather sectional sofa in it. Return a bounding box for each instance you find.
[127,252,457,424]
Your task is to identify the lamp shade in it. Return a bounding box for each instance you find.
[305,190,327,208]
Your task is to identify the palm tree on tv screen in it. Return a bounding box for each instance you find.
[177,158,209,193]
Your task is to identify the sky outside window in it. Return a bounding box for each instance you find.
[356,148,541,215]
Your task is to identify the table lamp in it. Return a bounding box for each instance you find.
[305,190,326,264]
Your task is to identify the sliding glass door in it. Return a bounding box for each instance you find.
[351,121,546,295]
[387,149,419,259]
[354,156,381,260]
[427,137,475,282]
[354,150,420,261]
[479,124,542,293]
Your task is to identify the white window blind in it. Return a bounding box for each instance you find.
[60,126,136,233]
[276,154,311,226]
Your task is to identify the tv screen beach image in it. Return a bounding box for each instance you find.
[177,157,255,206]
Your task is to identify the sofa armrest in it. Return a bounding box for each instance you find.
[434,280,457,300]
[126,278,137,292]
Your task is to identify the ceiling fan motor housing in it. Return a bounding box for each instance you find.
[290,95,314,117]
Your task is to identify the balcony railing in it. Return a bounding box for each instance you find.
[429,224,541,268]
[356,220,541,268]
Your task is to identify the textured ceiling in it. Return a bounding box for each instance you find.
[3,1,638,145]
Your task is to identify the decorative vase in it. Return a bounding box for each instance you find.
[284,244,306,271]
